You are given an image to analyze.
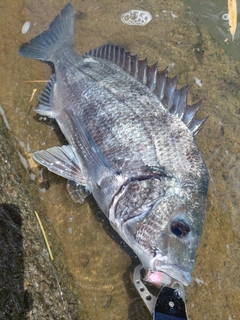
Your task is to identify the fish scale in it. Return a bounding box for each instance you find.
[19,3,209,289]
[54,49,200,176]
[82,91,159,167]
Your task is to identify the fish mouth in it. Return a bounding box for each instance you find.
[143,254,192,286]
[154,264,192,286]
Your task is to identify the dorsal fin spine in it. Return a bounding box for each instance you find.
[146,62,158,91]
[119,47,125,68]
[164,76,178,111]
[124,52,131,73]
[137,58,148,84]
[183,100,202,126]
[130,54,139,79]
[153,68,168,100]
[84,44,207,136]
[110,45,114,61]
[177,86,188,120]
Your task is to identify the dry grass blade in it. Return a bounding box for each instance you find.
[29,88,37,102]
[25,80,50,82]
[34,211,54,260]
[228,0,237,41]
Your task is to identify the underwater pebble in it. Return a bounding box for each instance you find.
[193,76,203,87]
[26,141,31,152]
[102,295,112,308]
[15,136,25,148]
[194,277,207,286]
[30,173,36,181]
[80,255,89,267]
[39,180,50,190]
[121,10,152,26]
[0,105,11,130]
[17,150,28,171]
[171,12,178,19]
[21,21,30,34]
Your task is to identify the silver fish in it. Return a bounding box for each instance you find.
[19,3,209,286]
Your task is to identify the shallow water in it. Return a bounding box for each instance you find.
[185,0,240,62]
[1,0,240,319]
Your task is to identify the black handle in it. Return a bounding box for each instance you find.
[153,286,188,320]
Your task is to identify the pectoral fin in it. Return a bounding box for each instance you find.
[33,145,87,186]
[62,110,120,186]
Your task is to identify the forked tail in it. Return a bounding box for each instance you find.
[18,3,74,62]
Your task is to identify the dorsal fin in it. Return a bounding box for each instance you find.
[84,44,207,136]
[35,74,56,117]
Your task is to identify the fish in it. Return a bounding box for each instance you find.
[19,3,209,286]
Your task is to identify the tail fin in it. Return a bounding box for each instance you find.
[18,3,74,62]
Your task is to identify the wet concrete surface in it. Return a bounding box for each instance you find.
[0,0,240,319]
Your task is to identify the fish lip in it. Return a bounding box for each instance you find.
[155,264,192,286]
[143,254,192,286]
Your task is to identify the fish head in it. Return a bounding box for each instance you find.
[109,173,209,286]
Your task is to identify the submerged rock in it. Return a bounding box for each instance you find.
[0,114,88,319]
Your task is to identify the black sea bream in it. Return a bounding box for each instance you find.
[19,3,209,286]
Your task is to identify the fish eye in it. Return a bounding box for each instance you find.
[170,219,190,237]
